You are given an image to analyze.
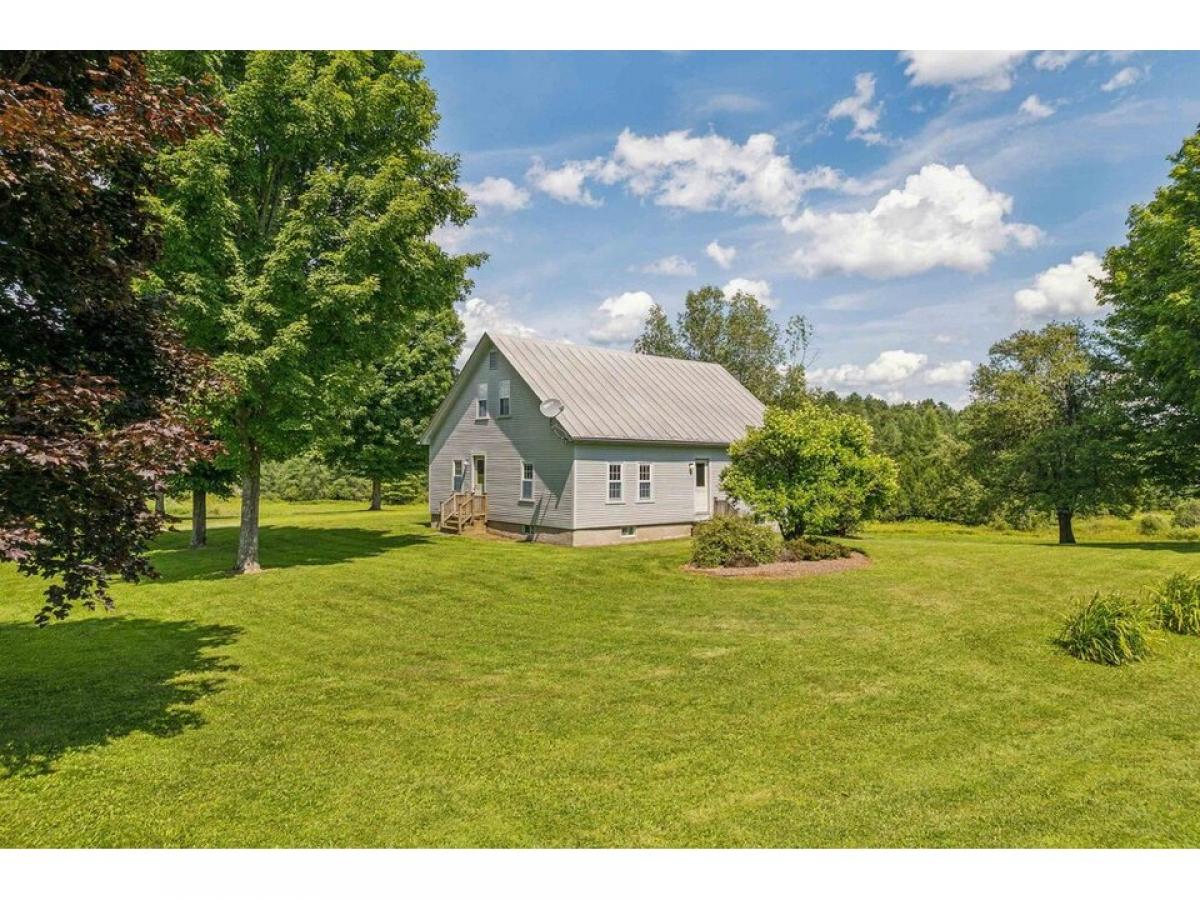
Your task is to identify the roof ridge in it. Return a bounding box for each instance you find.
[487,331,727,368]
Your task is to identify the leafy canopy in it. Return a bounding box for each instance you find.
[1097,124,1200,487]
[633,285,811,405]
[721,405,898,539]
[961,322,1139,537]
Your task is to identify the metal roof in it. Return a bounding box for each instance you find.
[486,332,764,445]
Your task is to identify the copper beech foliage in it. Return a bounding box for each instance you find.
[0,52,218,623]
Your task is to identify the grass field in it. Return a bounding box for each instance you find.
[2,500,1199,847]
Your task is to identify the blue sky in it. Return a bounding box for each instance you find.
[421,50,1200,405]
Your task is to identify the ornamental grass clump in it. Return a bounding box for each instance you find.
[691,517,781,569]
[1150,573,1200,636]
[1056,592,1154,665]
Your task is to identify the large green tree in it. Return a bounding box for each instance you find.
[961,322,1139,544]
[721,405,898,539]
[147,51,480,572]
[1097,125,1200,488]
[0,52,216,623]
[633,285,810,405]
[323,309,463,510]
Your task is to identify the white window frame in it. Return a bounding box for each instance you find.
[636,463,653,502]
[498,379,511,418]
[488,349,498,370]
[452,459,465,492]
[520,460,535,502]
[475,382,488,420]
[620,525,637,537]
[606,462,624,503]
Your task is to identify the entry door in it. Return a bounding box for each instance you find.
[472,455,486,494]
[693,459,709,515]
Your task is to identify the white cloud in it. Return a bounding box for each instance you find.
[1034,51,1082,71]
[900,51,1028,92]
[1019,94,1055,119]
[924,360,974,386]
[722,277,776,309]
[456,297,536,355]
[1013,252,1104,318]
[532,129,846,217]
[1102,66,1144,92]
[705,240,737,269]
[587,291,656,345]
[828,72,885,144]
[639,255,696,276]
[526,157,604,207]
[463,176,530,212]
[782,163,1041,279]
[810,350,928,388]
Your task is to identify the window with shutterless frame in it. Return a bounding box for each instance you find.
[637,463,653,501]
[499,380,511,417]
[607,463,623,501]
[521,461,534,501]
[476,382,488,419]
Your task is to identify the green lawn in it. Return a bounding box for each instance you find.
[2,501,1199,847]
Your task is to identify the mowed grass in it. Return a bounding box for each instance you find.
[2,501,1200,847]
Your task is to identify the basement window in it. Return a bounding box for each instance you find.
[621,526,637,537]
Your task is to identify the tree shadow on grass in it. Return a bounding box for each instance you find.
[0,618,240,778]
[1066,541,1200,553]
[148,525,433,583]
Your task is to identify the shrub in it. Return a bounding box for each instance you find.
[1056,593,1154,665]
[779,537,854,562]
[1137,513,1168,535]
[1169,528,1200,542]
[1173,499,1200,529]
[691,517,781,568]
[261,454,371,502]
[1150,573,1200,636]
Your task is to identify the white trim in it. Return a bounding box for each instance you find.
[487,349,498,370]
[472,453,487,494]
[498,379,511,418]
[475,382,489,420]
[451,458,466,492]
[606,462,624,504]
[520,459,535,503]
[636,462,654,503]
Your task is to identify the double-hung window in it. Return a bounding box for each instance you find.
[637,464,653,501]
[476,382,488,419]
[521,461,534,501]
[488,349,498,370]
[452,459,465,491]
[607,463,623,502]
[498,380,511,417]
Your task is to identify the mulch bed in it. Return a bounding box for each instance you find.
[683,552,871,579]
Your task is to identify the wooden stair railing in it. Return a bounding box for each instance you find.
[438,492,487,533]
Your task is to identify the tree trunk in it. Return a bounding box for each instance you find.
[1057,508,1076,545]
[369,476,382,511]
[235,452,262,573]
[154,490,166,516]
[191,489,207,549]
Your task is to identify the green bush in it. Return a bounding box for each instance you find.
[1137,513,1168,535]
[1168,528,1200,542]
[1173,500,1200,529]
[691,517,781,569]
[1150,573,1200,636]
[1056,593,1154,665]
[261,454,371,502]
[382,471,427,505]
[779,537,854,562]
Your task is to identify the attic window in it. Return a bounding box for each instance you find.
[498,380,511,417]
[488,350,498,370]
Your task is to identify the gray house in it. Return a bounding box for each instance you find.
[420,332,764,546]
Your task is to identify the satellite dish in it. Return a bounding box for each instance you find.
[539,398,565,419]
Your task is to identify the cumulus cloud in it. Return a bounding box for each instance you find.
[828,73,885,144]
[1034,51,1083,71]
[705,240,737,269]
[924,360,974,385]
[900,51,1028,92]
[639,255,696,276]
[526,157,604,206]
[1014,252,1104,318]
[782,163,1041,279]
[1102,66,1144,92]
[722,277,776,309]
[810,350,928,388]
[464,176,530,212]
[588,291,656,345]
[1019,94,1055,119]
[456,297,536,355]
[528,128,847,217]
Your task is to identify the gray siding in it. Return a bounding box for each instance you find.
[572,442,732,529]
[427,349,575,530]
